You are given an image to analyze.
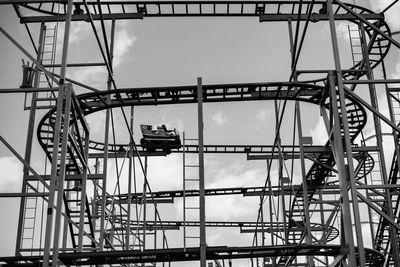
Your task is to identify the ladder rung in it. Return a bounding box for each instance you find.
[185,165,199,167]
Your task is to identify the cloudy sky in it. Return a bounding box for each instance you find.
[1,0,400,266]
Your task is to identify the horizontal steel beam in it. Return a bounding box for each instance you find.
[42,62,106,68]
[0,245,383,265]
[20,12,383,23]
[20,12,143,23]
[0,87,58,93]
[0,0,64,3]
[259,13,382,22]
[0,192,49,197]
[26,174,103,181]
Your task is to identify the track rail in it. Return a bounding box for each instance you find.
[0,245,384,266]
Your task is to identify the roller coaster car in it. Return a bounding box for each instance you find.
[140,124,182,153]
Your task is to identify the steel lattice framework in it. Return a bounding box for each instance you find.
[0,0,400,266]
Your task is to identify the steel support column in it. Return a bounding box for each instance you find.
[99,19,115,251]
[126,104,134,249]
[42,82,73,266]
[198,77,206,267]
[359,22,400,266]
[51,84,73,265]
[78,130,90,251]
[15,21,45,256]
[295,101,314,267]
[327,0,366,264]
[326,73,357,266]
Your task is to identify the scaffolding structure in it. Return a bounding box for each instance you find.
[0,0,400,266]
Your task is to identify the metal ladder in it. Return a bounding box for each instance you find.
[20,181,41,255]
[348,24,364,68]
[19,23,59,256]
[24,24,58,110]
[182,132,201,251]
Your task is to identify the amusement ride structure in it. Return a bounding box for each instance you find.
[0,0,400,266]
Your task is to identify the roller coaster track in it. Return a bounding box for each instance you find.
[37,81,368,254]
[28,0,395,264]
[0,244,385,266]
[15,1,391,79]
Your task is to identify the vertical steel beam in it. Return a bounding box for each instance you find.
[142,156,148,255]
[78,127,90,251]
[51,84,73,265]
[327,0,366,264]
[15,22,45,256]
[274,100,288,244]
[182,131,187,251]
[58,0,73,85]
[46,0,74,260]
[327,72,357,267]
[266,160,276,267]
[62,181,70,250]
[99,19,115,251]
[42,84,67,266]
[126,105,134,250]
[100,94,110,251]
[359,22,400,266]
[198,77,206,267]
[318,190,328,264]
[295,101,314,267]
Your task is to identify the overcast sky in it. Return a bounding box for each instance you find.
[1,1,400,266]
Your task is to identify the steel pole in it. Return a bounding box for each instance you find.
[99,19,115,251]
[327,72,357,267]
[198,77,206,267]
[15,22,45,256]
[359,22,400,266]
[51,84,73,265]
[327,0,366,264]
[295,101,314,267]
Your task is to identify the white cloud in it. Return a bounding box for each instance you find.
[114,28,136,67]
[211,111,228,126]
[69,66,107,87]
[69,22,91,45]
[0,157,23,193]
[309,116,328,145]
[64,22,136,87]
[336,22,351,44]
[85,111,107,141]
[52,21,91,55]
